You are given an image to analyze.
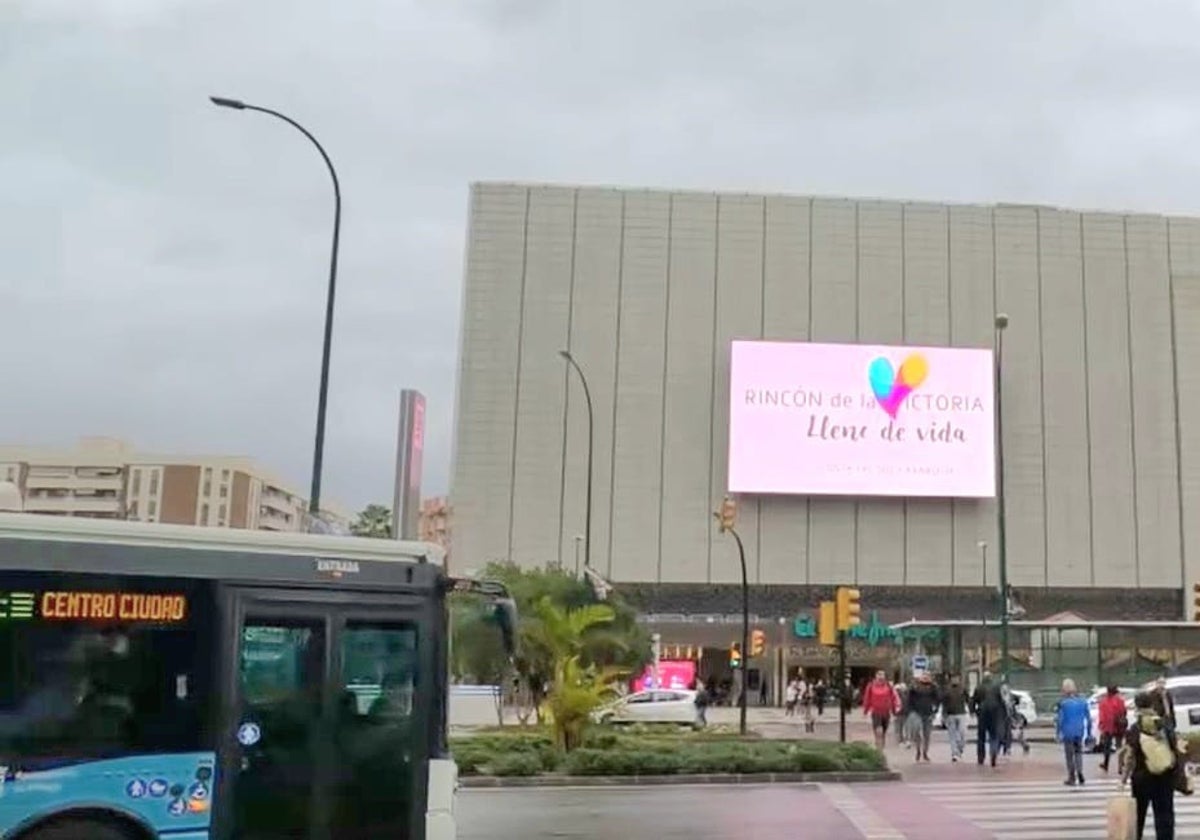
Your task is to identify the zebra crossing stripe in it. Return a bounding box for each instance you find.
[914,780,1200,839]
[819,783,906,840]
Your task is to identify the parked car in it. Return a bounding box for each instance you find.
[594,689,698,726]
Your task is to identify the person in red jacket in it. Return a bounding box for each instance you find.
[1097,685,1129,772]
[862,670,899,751]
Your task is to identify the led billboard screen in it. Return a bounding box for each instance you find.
[728,340,996,498]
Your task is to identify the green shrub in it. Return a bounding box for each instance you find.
[488,751,545,776]
[787,750,845,772]
[563,748,682,776]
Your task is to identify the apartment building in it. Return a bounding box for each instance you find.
[418,496,450,551]
[0,437,347,532]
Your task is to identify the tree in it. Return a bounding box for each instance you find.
[351,504,393,539]
[450,562,651,727]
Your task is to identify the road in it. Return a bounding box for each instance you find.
[458,741,1169,838]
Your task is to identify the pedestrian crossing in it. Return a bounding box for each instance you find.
[914,779,1200,839]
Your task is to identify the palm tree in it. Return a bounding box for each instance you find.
[351,504,393,539]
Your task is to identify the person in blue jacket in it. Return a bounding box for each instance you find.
[1056,678,1092,786]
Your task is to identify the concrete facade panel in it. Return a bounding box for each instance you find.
[510,186,574,568]
[1132,216,1181,589]
[1081,214,1138,587]
[608,191,671,583]
[711,196,764,584]
[901,204,953,586]
[451,184,528,568]
[854,201,905,585]
[559,190,623,576]
[807,198,858,585]
[1037,209,1092,586]
[947,205,997,587]
[1167,219,1200,599]
[659,193,718,582]
[993,206,1047,586]
[758,196,812,584]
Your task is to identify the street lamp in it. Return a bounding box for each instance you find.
[977,539,988,670]
[993,313,1010,679]
[559,350,594,574]
[573,534,584,578]
[210,95,341,518]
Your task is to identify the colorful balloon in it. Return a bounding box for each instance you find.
[898,354,928,389]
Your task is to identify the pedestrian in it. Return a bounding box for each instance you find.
[814,679,827,718]
[800,678,816,733]
[1056,678,1091,786]
[941,674,969,763]
[1098,685,1129,773]
[970,671,1004,767]
[693,680,710,728]
[1121,690,1177,839]
[785,677,800,717]
[893,681,910,747]
[907,672,939,762]
[861,669,899,752]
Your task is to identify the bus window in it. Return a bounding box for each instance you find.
[0,576,216,840]
[332,622,418,840]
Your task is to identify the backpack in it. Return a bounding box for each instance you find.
[1140,727,1176,775]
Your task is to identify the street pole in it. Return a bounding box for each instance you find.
[559,351,594,573]
[732,527,749,736]
[979,542,988,672]
[209,96,341,517]
[837,629,847,743]
[573,535,583,578]
[994,314,1010,680]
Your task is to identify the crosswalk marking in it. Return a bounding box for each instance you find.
[820,783,906,839]
[915,779,1200,839]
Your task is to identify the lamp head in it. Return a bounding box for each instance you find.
[209,96,247,110]
[994,313,1009,330]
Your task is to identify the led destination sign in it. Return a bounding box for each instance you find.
[0,591,187,623]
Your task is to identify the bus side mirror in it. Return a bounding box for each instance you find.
[493,597,517,660]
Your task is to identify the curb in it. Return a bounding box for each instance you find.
[461,770,900,788]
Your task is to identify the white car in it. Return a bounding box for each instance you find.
[594,689,698,726]
[1148,676,1200,736]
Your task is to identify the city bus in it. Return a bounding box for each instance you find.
[0,513,512,840]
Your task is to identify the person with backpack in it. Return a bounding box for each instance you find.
[1056,678,1091,786]
[1121,690,1177,839]
[970,671,1005,767]
[1098,685,1129,773]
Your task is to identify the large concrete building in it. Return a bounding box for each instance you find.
[451,183,1200,625]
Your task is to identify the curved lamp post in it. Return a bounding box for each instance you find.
[210,96,341,517]
[558,350,594,574]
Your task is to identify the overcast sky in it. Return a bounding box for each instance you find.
[6,0,1200,513]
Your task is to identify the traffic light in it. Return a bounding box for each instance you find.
[818,600,837,646]
[750,629,766,657]
[836,586,862,631]
[729,642,742,669]
[1193,583,1200,622]
[716,497,737,533]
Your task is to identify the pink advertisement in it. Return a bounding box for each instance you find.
[728,340,996,498]
[633,660,697,692]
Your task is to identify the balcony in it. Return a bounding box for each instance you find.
[25,474,124,493]
[24,495,122,514]
[257,509,295,531]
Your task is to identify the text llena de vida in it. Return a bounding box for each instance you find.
[743,389,984,444]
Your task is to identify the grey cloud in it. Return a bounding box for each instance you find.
[8,0,1200,511]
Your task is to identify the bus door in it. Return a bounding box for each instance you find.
[214,587,428,840]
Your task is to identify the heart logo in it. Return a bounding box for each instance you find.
[868,353,928,418]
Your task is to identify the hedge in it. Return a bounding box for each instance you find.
[449,728,886,777]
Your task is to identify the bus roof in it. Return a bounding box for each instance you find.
[0,512,445,565]
[0,513,450,592]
